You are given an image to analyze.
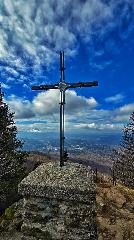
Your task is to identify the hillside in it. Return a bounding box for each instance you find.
[97,174,134,239]
[26,150,114,175]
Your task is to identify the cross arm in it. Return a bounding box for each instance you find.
[31,84,59,91]
[66,81,98,89]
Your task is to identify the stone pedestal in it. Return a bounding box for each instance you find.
[19,162,97,240]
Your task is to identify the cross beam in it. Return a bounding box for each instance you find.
[32,81,98,91]
[32,51,98,167]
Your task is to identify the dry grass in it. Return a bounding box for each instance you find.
[96,173,134,240]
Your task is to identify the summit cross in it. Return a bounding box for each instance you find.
[32,51,98,167]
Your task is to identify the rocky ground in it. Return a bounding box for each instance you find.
[0,232,21,240]
[0,167,134,240]
[0,154,134,240]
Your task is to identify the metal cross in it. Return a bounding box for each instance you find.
[32,51,98,167]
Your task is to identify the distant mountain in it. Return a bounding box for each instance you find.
[18,131,122,154]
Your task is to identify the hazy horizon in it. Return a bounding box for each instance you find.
[18,130,122,153]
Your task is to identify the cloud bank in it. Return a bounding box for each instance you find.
[7,89,98,119]
[5,90,133,132]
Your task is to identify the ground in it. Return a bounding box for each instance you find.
[0,232,21,240]
[97,174,134,240]
[0,163,134,240]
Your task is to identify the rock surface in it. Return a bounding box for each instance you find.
[0,171,134,239]
[19,162,95,202]
[19,162,97,240]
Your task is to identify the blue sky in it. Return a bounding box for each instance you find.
[0,0,134,135]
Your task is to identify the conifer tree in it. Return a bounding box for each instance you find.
[0,85,27,181]
[113,111,134,188]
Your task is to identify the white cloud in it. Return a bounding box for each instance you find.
[114,103,134,122]
[23,83,30,89]
[7,95,34,119]
[105,93,125,103]
[113,115,130,122]
[6,89,98,119]
[118,103,134,114]
[16,122,59,133]
[74,123,122,131]
[1,83,10,89]
[29,128,41,133]
[65,90,98,112]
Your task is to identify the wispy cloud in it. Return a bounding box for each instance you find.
[118,103,134,114]
[114,103,134,122]
[74,123,122,131]
[0,0,134,85]
[1,83,10,89]
[105,93,125,103]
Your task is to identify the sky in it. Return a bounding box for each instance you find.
[0,0,134,135]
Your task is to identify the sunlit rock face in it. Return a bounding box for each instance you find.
[19,162,97,240]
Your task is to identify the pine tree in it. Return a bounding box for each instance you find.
[0,85,27,211]
[113,112,134,188]
[0,103,26,179]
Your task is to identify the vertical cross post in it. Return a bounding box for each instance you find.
[60,51,65,166]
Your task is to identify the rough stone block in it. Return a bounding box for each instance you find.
[19,162,97,239]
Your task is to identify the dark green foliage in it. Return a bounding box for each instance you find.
[0,102,28,212]
[0,103,27,180]
[113,112,134,188]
